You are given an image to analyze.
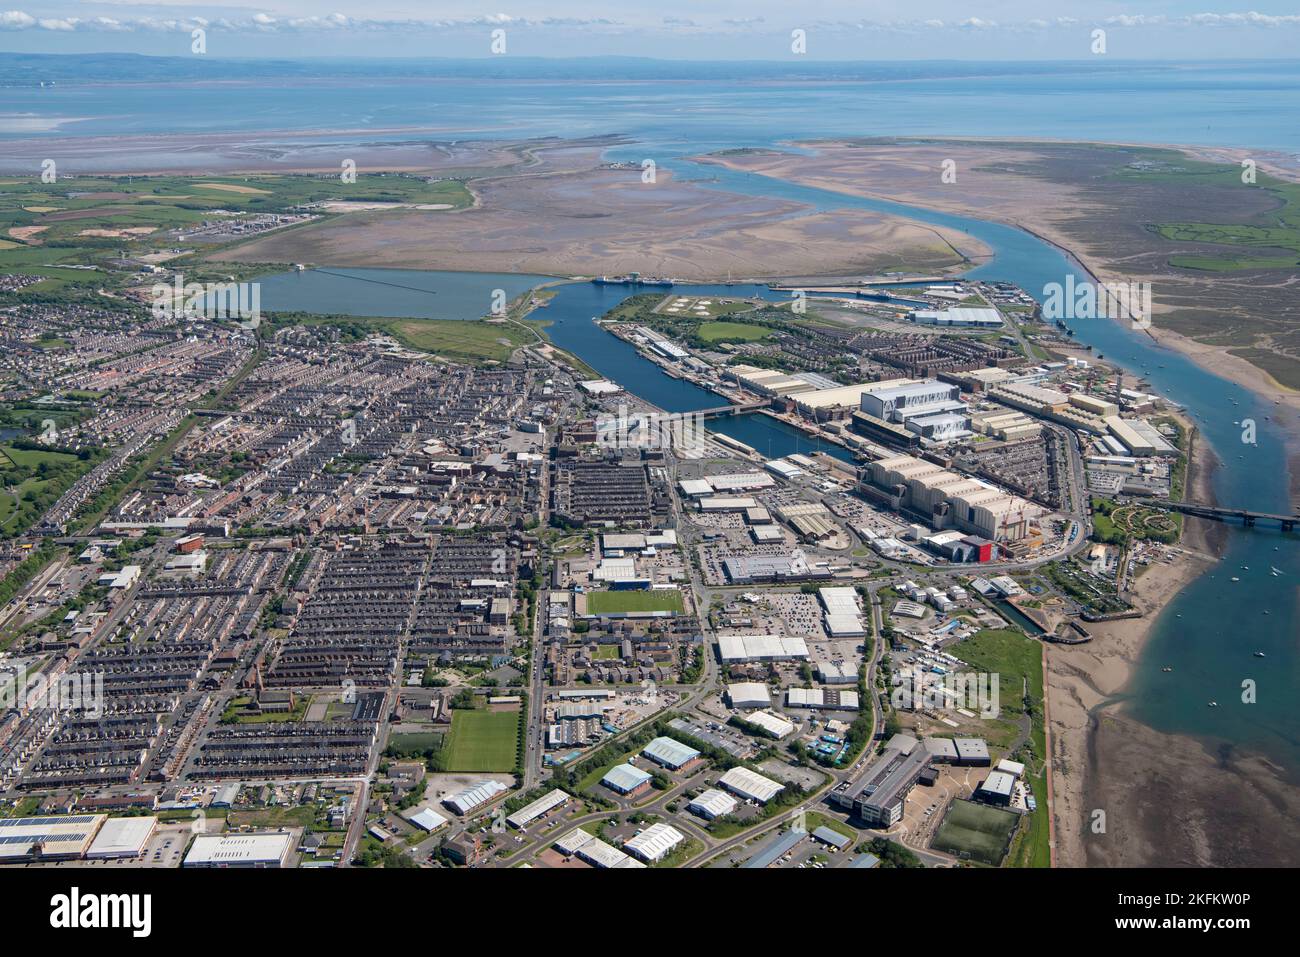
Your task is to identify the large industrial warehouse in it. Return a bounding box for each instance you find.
[863,452,1042,542]
[183,833,294,868]
[718,766,785,804]
[717,633,810,663]
[641,736,702,772]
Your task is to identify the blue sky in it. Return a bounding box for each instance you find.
[2,3,1300,58]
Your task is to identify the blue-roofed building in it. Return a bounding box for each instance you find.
[741,829,804,869]
[811,825,852,851]
[601,763,654,797]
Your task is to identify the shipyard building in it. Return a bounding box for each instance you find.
[861,452,1042,542]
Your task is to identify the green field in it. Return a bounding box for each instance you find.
[386,318,538,363]
[259,313,542,365]
[585,589,685,615]
[386,732,445,757]
[443,709,520,772]
[0,173,473,277]
[933,799,1020,866]
[0,442,99,538]
[956,628,1051,868]
[696,320,772,342]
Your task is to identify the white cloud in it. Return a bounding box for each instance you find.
[0,9,36,29]
[1,9,1299,36]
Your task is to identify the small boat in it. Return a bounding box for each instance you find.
[1230,576,1240,582]
[1208,701,1219,708]
[1162,666,1173,673]
[1271,566,1284,575]
[1254,651,1266,658]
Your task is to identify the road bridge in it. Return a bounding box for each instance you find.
[1148,500,1299,532]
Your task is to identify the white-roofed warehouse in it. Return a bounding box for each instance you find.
[726,681,771,709]
[507,788,569,829]
[718,766,785,804]
[86,816,158,859]
[443,779,508,815]
[183,833,293,868]
[717,633,809,663]
[624,822,686,862]
[641,736,701,771]
[688,788,739,820]
[743,710,795,739]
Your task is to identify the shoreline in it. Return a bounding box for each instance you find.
[1043,411,1300,867]
[695,144,1300,452]
[1045,405,1220,867]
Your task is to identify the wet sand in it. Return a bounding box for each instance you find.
[1045,424,1300,868]
[210,156,990,280]
[699,141,1300,434]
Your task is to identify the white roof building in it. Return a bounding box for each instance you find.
[699,496,760,512]
[979,771,1017,800]
[718,766,785,804]
[706,471,776,492]
[892,599,928,619]
[726,682,772,709]
[86,816,158,859]
[624,822,686,862]
[554,829,646,869]
[717,633,809,663]
[97,565,141,589]
[912,306,1003,327]
[0,814,105,861]
[997,759,1026,778]
[507,788,569,829]
[764,459,803,480]
[641,736,701,770]
[593,557,638,582]
[678,479,713,497]
[602,763,653,794]
[408,807,449,832]
[183,833,293,868]
[443,779,509,815]
[744,710,796,739]
[688,788,739,820]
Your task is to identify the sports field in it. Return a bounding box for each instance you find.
[932,799,1020,866]
[696,320,771,342]
[443,709,520,772]
[585,589,684,615]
